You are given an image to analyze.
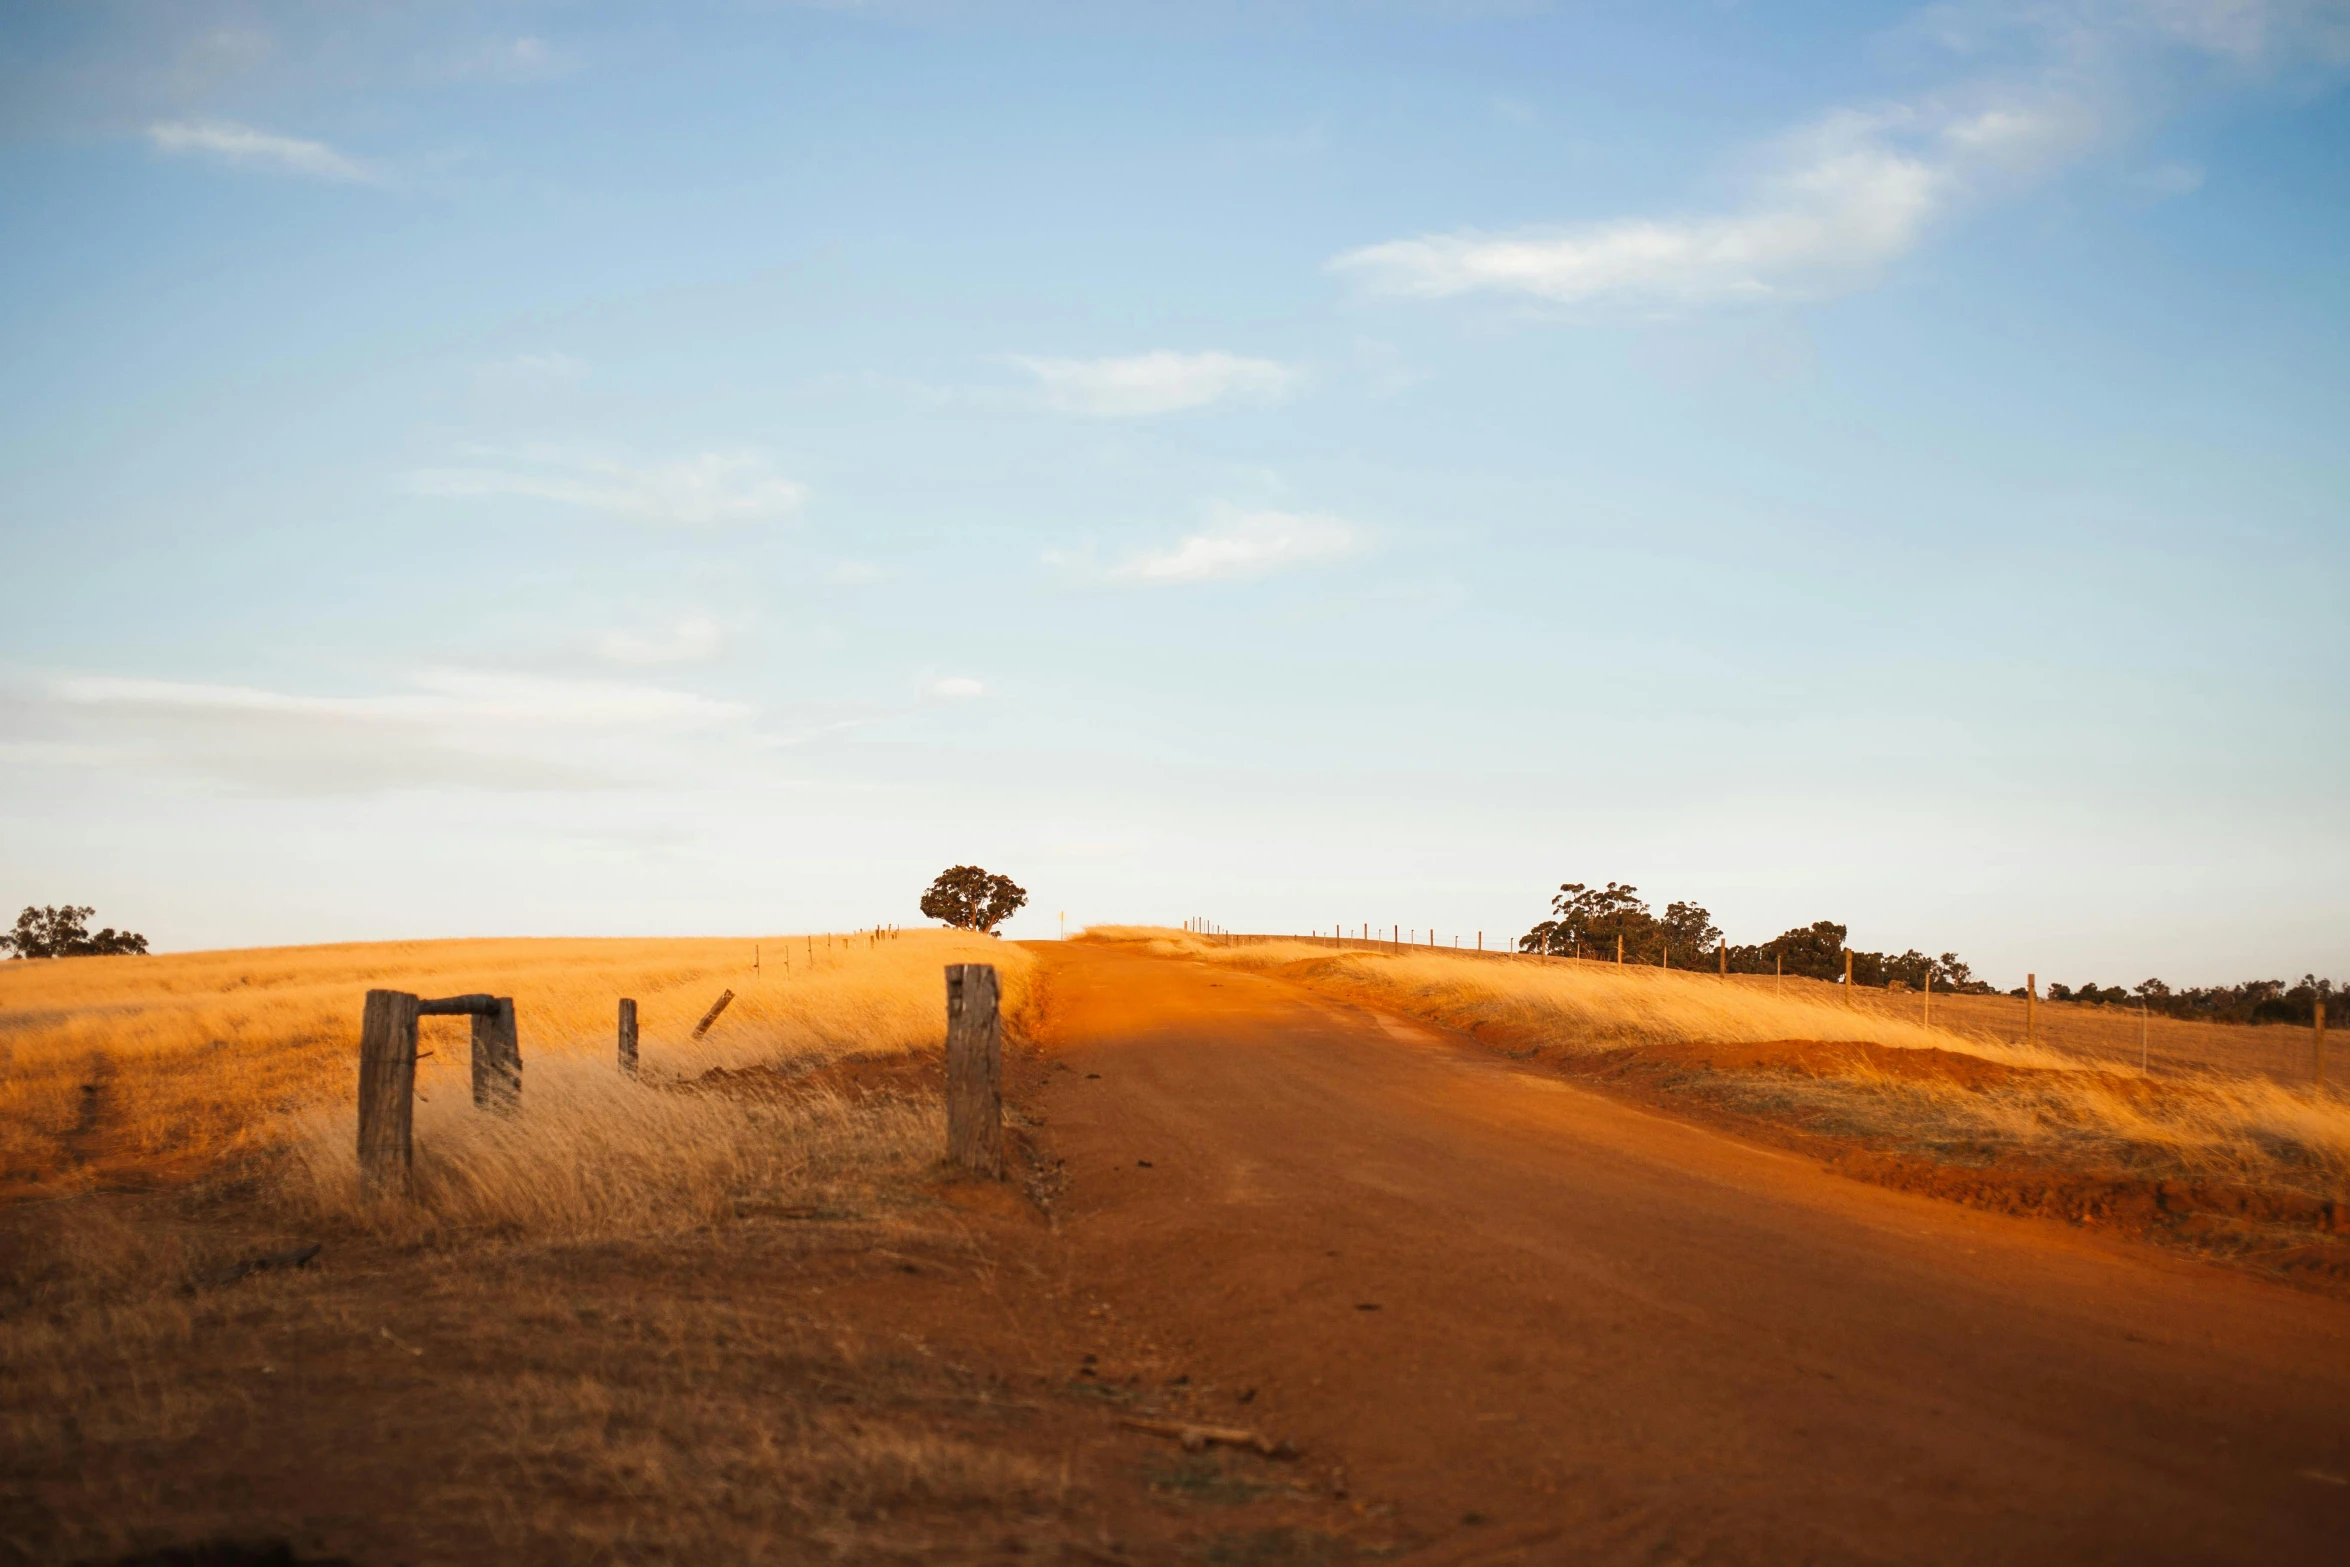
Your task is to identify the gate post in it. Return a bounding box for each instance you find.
[358,989,422,1197]
[472,997,520,1111]
[944,964,1003,1178]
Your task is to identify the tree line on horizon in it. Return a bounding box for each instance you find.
[2,904,149,959]
[1519,881,2341,1027]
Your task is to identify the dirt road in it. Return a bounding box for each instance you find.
[1026,942,2350,1564]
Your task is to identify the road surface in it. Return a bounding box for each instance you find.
[1026,941,2350,1564]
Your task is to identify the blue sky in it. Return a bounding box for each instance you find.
[2,1,2344,983]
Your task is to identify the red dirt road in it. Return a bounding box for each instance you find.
[1026,942,2350,1564]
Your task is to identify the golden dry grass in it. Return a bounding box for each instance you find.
[0,929,1031,1210]
[1087,927,2350,1197]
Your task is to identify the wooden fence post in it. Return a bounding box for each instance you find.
[357,989,421,1198]
[1843,949,1854,1006]
[618,998,639,1077]
[2317,998,2327,1087]
[1615,933,1623,965]
[944,964,1003,1178]
[1718,939,1726,978]
[2027,973,2038,1049]
[470,997,520,1112]
[1924,970,1933,1028]
[692,989,736,1039]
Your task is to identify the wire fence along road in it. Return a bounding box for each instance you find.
[1187,927,2333,1090]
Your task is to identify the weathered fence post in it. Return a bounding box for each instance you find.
[358,989,422,1198]
[944,963,1003,1178]
[1843,949,1854,1006]
[470,997,520,1112]
[618,998,639,1076]
[692,989,736,1039]
[414,994,518,1111]
[2026,973,2038,1049]
[2317,998,2328,1087]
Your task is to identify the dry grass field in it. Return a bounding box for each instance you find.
[1086,929,2350,1226]
[0,930,1029,1209]
[1,931,1263,1566]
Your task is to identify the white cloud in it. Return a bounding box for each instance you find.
[147,120,371,181]
[929,677,986,699]
[1328,0,2343,314]
[1107,505,1360,584]
[1330,93,2105,309]
[411,449,806,526]
[598,614,729,668]
[1013,351,1299,417]
[4,669,750,796]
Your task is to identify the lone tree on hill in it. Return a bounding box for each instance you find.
[919,866,1028,935]
[3,905,149,959]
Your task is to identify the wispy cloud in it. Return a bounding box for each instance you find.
[1106,504,1360,584]
[1013,351,1299,417]
[3,669,750,796]
[1332,94,2096,309]
[147,120,371,181]
[928,676,985,699]
[411,449,806,526]
[1329,0,2347,313]
[598,614,729,668]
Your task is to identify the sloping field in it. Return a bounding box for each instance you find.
[1084,928,2350,1269]
[0,930,1031,1210]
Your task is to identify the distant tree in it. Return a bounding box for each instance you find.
[1768,920,1849,982]
[1526,881,1656,958]
[1658,901,1722,967]
[918,866,1028,935]
[2,905,149,960]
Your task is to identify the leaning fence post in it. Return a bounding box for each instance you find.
[692,989,736,1039]
[618,998,639,1076]
[944,963,1003,1178]
[358,989,421,1198]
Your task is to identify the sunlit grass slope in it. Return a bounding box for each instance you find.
[1085,927,2350,1196]
[0,931,1030,1209]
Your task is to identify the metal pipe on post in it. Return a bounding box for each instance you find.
[618,998,639,1077]
[944,964,1003,1178]
[357,989,421,1199]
